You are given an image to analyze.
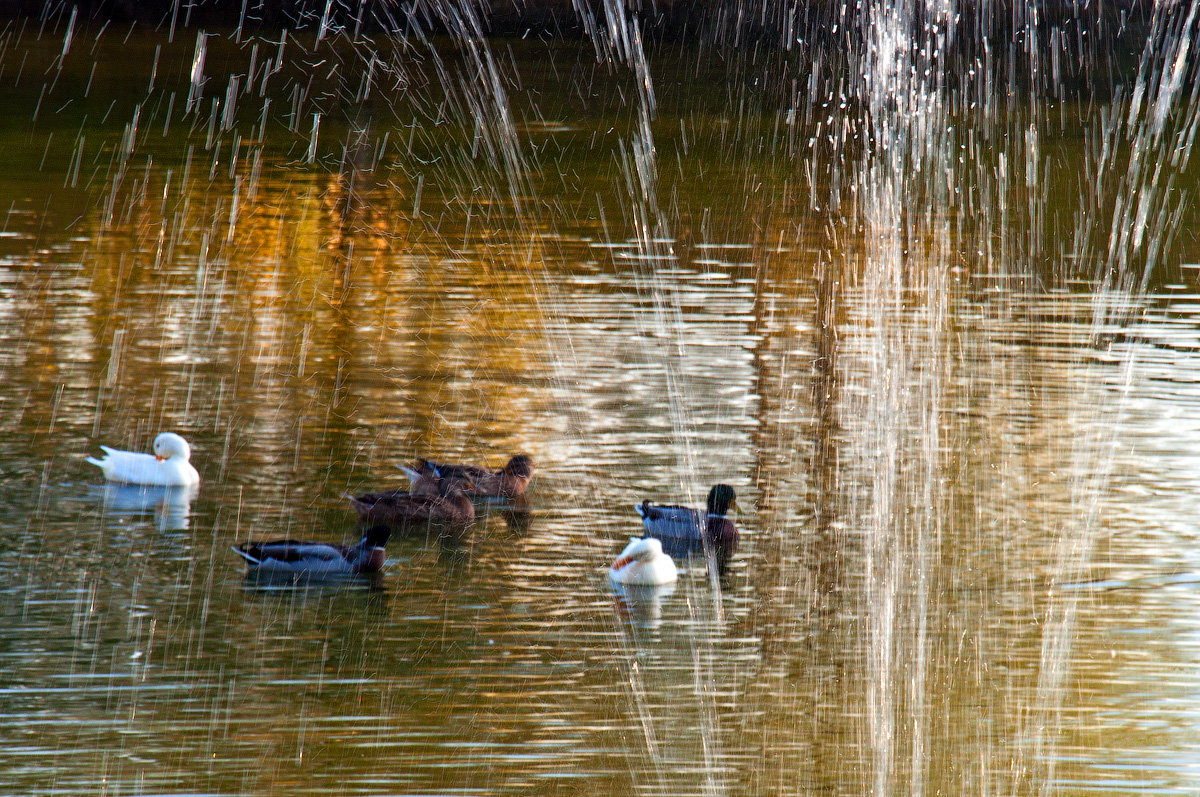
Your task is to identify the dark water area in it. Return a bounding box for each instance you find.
[2,12,1200,797]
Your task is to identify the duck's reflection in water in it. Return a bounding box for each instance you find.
[434,524,475,571]
[479,495,533,534]
[611,581,678,629]
[89,482,198,531]
[240,569,388,593]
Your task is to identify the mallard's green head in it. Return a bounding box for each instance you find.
[363,525,392,548]
[706,484,737,515]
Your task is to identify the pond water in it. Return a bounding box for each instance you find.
[3,15,1200,797]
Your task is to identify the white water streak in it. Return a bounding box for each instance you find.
[855,1,955,793]
[1032,3,1200,793]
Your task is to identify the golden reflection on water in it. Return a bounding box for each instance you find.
[3,29,1200,797]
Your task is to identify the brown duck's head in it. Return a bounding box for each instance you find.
[503,455,534,479]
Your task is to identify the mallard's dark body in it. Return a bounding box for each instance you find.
[635,484,738,574]
[232,525,392,575]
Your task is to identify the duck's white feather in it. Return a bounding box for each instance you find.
[87,433,199,487]
[609,536,677,586]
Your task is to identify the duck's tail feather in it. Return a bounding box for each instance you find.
[86,456,105,468]
[398,465,422,485]
[344,493,373,516]
[231,544,262,566]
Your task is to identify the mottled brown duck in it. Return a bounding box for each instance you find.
[401,454,533,500]
[345,478,475,529]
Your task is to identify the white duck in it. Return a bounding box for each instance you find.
[87,432,200,487]
[608,536,678,586]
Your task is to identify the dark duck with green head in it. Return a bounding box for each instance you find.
[635,484,739,574]
[345,477,476,529]
[231,525,392,576]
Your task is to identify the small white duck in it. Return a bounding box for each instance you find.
[608,536,678,586]
[87,432,200,487]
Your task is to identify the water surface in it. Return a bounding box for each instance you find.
[2,21,1200,796]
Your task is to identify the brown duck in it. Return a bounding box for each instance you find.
[401,454,533,500]
[345,477,475,529]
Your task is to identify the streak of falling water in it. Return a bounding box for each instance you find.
[1030,3,1200,793]
[413,1,529,214]
[849,1,955,793]
[585,0,702,505]
[578,2,731,792]
[842,0,1200,793]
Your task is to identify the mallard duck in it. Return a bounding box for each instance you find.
[232,525,392,576]
[87,432,200,487]
[609,536,678,586]
[345,477,475,528]
[401,454,533,499]
[635,484,738,574]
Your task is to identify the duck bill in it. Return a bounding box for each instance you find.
[611,554,635,570]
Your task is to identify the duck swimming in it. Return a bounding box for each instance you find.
[609,536,678,586]
[346,477,476,529]
[635,484,738,574]
[87,432,200,487]
[232,525,392,576]
[401,454,533,499]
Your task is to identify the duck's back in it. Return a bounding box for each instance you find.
[421,460,511,497]
[348,489,474,527]
[241,540,347,562]
[609,537,678,586]
[234,539,363,575]
[422,460,490,482]
[636,502,703,551]
[91,448,199,487]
